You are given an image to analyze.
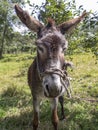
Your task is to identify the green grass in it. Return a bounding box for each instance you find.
[0,53,98,130]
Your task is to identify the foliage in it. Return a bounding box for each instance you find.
[0,0,98,58]
[0,0,12,58]
[0,0,35,58]
[81,12,98,58]
[28,0,98,58]
[66,11,98,58]
[37,0,76,24]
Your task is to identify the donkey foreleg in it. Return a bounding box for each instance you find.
[59,96,66,120]
[33,97,40,130]
[51,98,59,130]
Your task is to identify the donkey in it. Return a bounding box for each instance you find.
[15,5,86,130]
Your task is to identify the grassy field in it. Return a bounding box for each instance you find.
[0,53,98,130]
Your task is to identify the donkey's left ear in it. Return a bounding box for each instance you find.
[58,11,87,34]
[15,5,44,32]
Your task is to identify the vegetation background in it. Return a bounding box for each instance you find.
[0,0,98,130]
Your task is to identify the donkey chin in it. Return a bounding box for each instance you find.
[42,74,65,98]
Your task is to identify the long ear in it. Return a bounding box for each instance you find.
[58,11,87,34]
[15,5,44,32]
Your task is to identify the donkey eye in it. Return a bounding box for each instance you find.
[38,46,44,52]
[62,47,66,52]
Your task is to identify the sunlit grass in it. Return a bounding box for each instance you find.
[0,52,98,130]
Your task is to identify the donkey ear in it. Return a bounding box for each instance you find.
[58,11,87,34]
[15,5,44,32]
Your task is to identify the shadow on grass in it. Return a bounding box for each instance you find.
[1,86,98,130]
[0,110,33,130]
[1,108,98,130]
[0,87,32,130]
[0,98,53,130]
[0,86,53,130]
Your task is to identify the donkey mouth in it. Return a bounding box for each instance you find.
[44,91,59,98]
[44,87,63,98]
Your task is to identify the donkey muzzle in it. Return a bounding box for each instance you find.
[42,73,65,98]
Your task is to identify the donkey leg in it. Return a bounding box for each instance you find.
[59,96,66,120]
[33,97,40,130]
[51,98,59,130]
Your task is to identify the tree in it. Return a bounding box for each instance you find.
[34,0,77,24]
[0,0,97,57]
[0,0,15,58]
[81,12,98,58]
[0,0,29,58]
[0,0,8,58]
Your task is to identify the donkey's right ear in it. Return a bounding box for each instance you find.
[58,11,87,34]
[15,5,44,32]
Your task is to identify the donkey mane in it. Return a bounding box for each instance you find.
[46,18,55,27]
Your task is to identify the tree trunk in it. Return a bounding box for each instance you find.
[0,25,6,58]
[0,15,7,59]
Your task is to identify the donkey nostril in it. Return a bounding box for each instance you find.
[45,84,49,93]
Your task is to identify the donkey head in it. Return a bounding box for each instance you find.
[36,29,68,97]
[15,5,86,98]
